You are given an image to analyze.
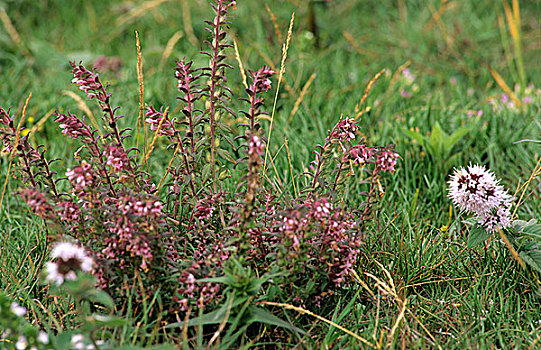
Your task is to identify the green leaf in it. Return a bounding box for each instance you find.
[401,128,426,146]
[444,152,462,171]
[90,314,127,327]
[519,250,541,273]
[202,163,212,184]
[522,223,541,239]
[467,226,490,248]
[197,275,232,284]
[166,305,228,329]
[246,306,306,335]
[165,294,245,329]
[90,290,115,310]
[512,219,533,232]
[428,122,445,158]
[53,331,74,350]
[445,125,472,152]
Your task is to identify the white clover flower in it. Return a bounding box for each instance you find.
[448,164,511,216]
[46,242,93,285]
[10,302,26,317]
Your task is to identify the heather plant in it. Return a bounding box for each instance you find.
[1,1,401,345]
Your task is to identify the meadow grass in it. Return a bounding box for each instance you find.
[1,0,540,348]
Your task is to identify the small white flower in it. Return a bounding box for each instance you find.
[71,334,84,343]
[71,334,86,349]
[481,309,488,317]
[46,242,93,285]
[10,302,27,317]
[38,331,49,344]
[15,336,28,350]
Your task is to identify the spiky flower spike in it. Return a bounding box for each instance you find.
[70,61,132,164]
[202,0,237,193]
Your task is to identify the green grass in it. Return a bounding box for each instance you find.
[1,0,540,348]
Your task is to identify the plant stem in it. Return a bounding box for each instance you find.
[208,0,224,194]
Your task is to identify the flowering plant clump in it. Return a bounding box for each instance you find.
[488,84,540,112]
[0,295,51,350]
[1,0,400,345]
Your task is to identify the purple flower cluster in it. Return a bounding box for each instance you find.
[145,106,175,137]
[276,197,360,286]
[101,194,165,272]
[175,266,221,311]
[0,107,15,153]
[248,66,274,94]
[248,135,264,157]
[448,164,512,233]
[193,193,222,223]
[66,161,95,193]
[402,68,416,84]
[375,149,400,173]
[330,117,358,142]
[71,61,103,100]
[466,110,483,117]
[399,68,417,98]
[349,144,373,166]
[103,144,129,173]
[57,201,81,224]
[55,111,93,140]
[19,189,53,219]
[488,84,540,112]
[347,145,399,174]
[174,242,228,312]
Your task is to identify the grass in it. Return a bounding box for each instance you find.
[1,0,540,348]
